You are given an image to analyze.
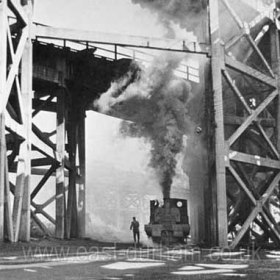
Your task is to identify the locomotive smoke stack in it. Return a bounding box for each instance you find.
[161,171,173,199]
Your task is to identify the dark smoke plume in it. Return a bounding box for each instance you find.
[131,0,207,37]
[95,54,192,198]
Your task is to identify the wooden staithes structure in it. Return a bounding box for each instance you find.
[1,0,280,249]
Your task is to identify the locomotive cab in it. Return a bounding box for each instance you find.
[144,198,190,244]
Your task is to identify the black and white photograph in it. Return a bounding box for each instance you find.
[0,0,280,279]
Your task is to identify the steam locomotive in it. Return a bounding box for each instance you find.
[144,198,190,244]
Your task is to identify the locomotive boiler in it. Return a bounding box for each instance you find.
[144,198,190,244]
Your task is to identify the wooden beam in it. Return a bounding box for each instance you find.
[55,91,66,239]
[0,114,5,241]
[255,122,280,159]
[261,172,280,205]
[270,19,280,152]
[33,24,208,55]
[225,56,277,88]
[31,128,71,169]
[227,90,278,146]
[18,0,32,241]
[261,210,280,244]
[4,156,14,241]
[228,150,280,169]
[229,205,260,249]
[31,167,69,177]
[246,33,275,78]
[66,111,78,239]
[225,33,244,51]
[32,123,56,150]
[209,0,228,247]
[222,70,252,113]
[1,28,28,113]
[8,0,28,26]
[12,144,26,242]
[31,163,58,200]
[0,0,7,241]
[32,95,55,117]
[221,0,244,29]
[31,211,51,237]
[32,202,55,225]
[227,164,257,205]
[224,115,275,127]
[77,109,86,238]
[31,157,55,167]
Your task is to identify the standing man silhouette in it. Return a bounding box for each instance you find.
[130,217,140,245]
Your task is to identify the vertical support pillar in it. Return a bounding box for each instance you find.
[66,106,78,239]
[209,0,228,247]
[19,0,33,241]
[270,11,280,151]
[0,116,5,241]
[77,109,86,238]
[56,90,66,239]
[0,0,7,242]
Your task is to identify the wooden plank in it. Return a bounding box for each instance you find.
[209,0,228,247]
[77,110,86,238]
[225,56,277,88]
[228,150,280,169]
[227,90,278,146]
[33,24,208,55]
[55,91,66,239]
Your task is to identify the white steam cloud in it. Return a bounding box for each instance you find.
[131,0,207,38]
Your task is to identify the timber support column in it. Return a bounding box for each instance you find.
[77,108,86,238]
[209,0,228,247]
[0,0,7,241]
[19,0,33,242]
[56,90,66,239]
[271,9,280,151]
